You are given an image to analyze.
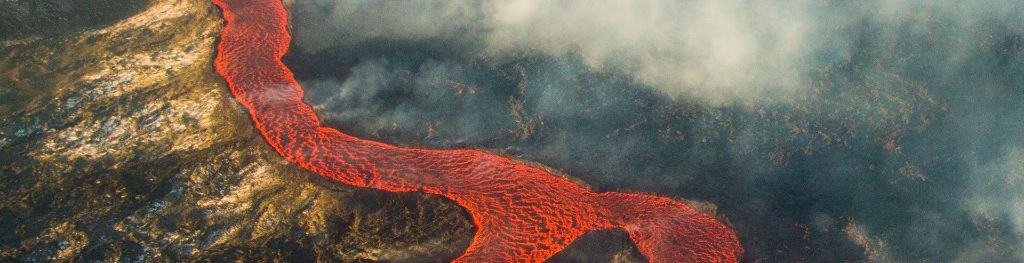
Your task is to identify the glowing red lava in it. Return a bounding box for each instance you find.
[211,0,743,261]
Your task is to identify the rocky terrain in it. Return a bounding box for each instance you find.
[0,0,486,261]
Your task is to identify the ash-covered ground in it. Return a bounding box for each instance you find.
[2,0,1023,262]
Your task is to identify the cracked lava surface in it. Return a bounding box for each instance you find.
[210,0,743,261]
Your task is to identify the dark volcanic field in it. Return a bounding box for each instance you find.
[0,0,152,40]
[284,1,1024,262]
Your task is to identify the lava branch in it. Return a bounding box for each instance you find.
[210,0,744,262]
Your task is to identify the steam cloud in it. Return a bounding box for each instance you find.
[295,0,1021,104]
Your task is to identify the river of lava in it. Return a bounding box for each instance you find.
[210,0,743,261]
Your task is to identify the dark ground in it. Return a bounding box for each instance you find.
[284,1,1024,262]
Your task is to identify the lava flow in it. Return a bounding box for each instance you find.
[210,0,743,262]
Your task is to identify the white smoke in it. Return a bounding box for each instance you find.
[294,0,1022,104]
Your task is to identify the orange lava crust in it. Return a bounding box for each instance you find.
[210,0,743,261]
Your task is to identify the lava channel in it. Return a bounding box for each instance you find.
[210,0,743,261]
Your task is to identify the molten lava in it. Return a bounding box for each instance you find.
[210,0,743,261]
